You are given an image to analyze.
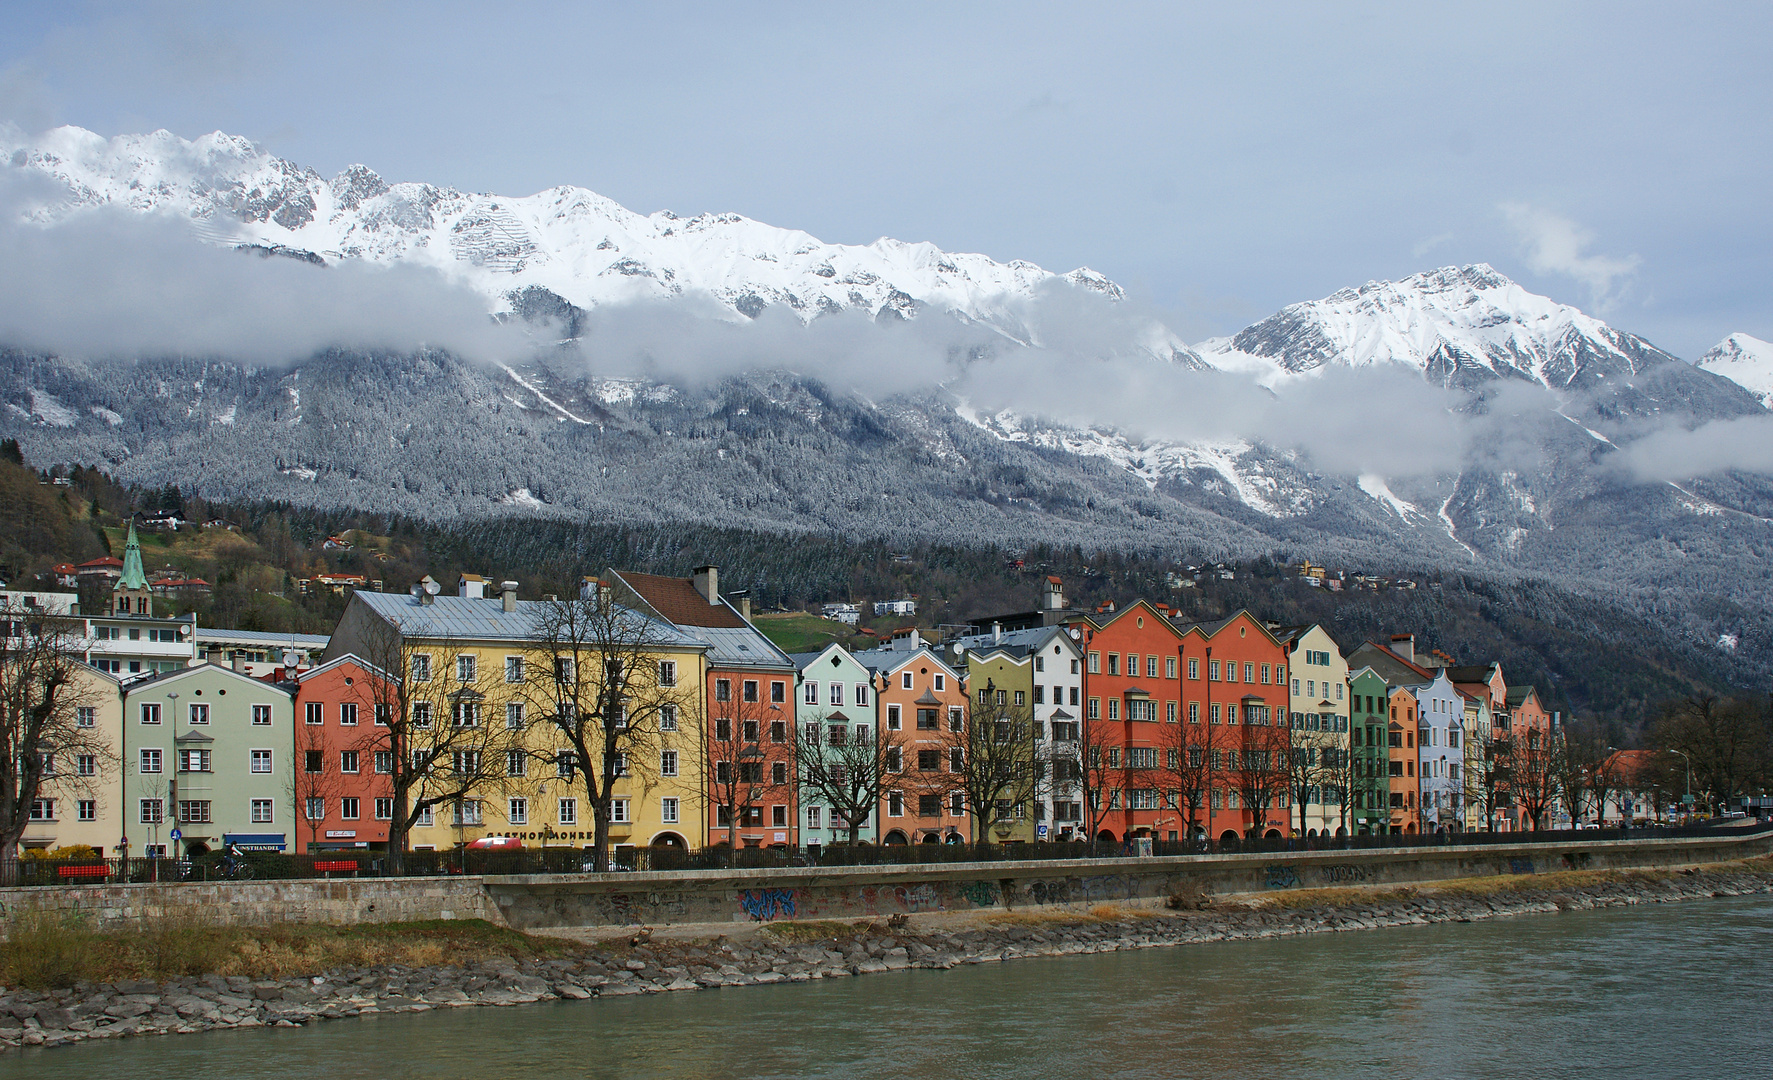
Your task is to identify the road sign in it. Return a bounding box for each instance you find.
[1037,825,1048,837]
[169,828,183,841]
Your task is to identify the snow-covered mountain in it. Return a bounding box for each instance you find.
[2,125,1202,361]
[1697,333,1773,407]
[1205,264,1681,395]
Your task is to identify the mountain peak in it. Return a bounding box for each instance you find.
[1697,332,1773,407]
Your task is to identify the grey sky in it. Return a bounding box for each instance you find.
[2,1,1768,358]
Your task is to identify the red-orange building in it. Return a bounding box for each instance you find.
[1174,612,1293,841]
[859,636,969,844]
[1074,601,1187,842]
[290,655,396,852]
[1387,686,1421,833]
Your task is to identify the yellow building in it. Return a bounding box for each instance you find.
[953,643,1037,843]
[21,663,125,856]
[1271,624,1352,837]
[323,578,708,863]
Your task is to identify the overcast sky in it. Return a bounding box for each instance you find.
[1,1,1767,358]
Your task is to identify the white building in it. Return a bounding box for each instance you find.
[873,599,916,617]
[821,602,861,626]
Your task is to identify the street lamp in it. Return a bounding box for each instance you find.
[165,691,180,858]
[1666,747,1694,822]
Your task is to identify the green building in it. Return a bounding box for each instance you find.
[1348,666,1392,836]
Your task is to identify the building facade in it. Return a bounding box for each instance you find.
[21,664,124,855]
[1174,612,1292,841]
[791,643,881,845]
[290,655,395,853]
[859,641,968,844]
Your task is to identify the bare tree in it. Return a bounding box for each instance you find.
[292,718,346,853]
[350,620,514,873]
[1465,732,1512,831]
[1160,711,1213,840]
[1073,712,1120,842]
[1554,718,1614,827]
[792,716,901,846]
[1512,726,1560,831]
[1284,714,1339,837]
[910,683,1038,845]
[1653,694,1773,814]
[0,603,110,880]
[525,589,694,873]
[1234,714,1293,838]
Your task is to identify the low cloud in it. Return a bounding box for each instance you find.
[0,173,532,364]
[1613,415,1773,482]
[1500,203,1641,311]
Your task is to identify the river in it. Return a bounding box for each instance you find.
[5,895,1770,1079]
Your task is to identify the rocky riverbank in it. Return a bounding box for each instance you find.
[5,860,1771,1051]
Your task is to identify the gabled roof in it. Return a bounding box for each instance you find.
[1076,598,1189,638]
[122,660,294,696]
[609,570,792,670]
[1171,609,1287,647]
[1506,685,1541,708]
[610,570,747,629]
[855,645,960,681]
[1444,663,1502,685]
[296,653,398,686]
[1346,640,1439,687]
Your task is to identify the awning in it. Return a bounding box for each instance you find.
[222,833,287,852]
[1123,688,1151,699]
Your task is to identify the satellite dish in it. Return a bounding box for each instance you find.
[423,579,441,596]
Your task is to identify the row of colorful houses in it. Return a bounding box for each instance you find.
[20,541,1560,858]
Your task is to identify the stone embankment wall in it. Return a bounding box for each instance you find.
[4,830,1769,934]
[0,876,499,933]
[486,829,1773,930]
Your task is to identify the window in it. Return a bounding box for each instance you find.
[1013,690,1025,707]
[1128,747,1159,769]
[887,705,901,730]
[771,804,788,827]
[76,753,96,777]
[949,707,963,731]
[454,749,482,775]
[902,672,913,690]
[917,749,940,771]
[554,656,575,683]
[415,805,433,828]
[888,791,905,817]
[805,680,820,705]
[1107,654,1120,677]
[508,798,528,825]
[251,799,274,824]
[1106,699,1119,721]
[412,654,431,682]
[716,679,732,702]
[1088,652,1101,674]
[306,797,326,821]
[658,660,676,687]
[556,751,576,778]
[933,674,946,692]
[609,798,628,824]
[452,702,480,728]
[1165,656,1177,679]
[1209,660,1220,681]
[661,749,678,777]
[661,705,678,732]
[743,680,759,703]
[886,747,902,772]
[772,761,788,785]
[1210,703,1222,724]
[772,681,786,704]
[507,749,528,777]
[375,798,394,820]
[78,799,96,822]
[139,748,162,774]
[180,749,212,773]
[305,702,324,725]
[918,794,942,817]
[916,708,938,730]
[455,800,482,826]
[456,655,476,682]
[375,703,392,726]
[29,799,54,821]
[74,706,95,729]
[305,750,324,774]
[139,798,163,824]
[1261,664,1271,684]
[1245,662,1255,683]
[949,747,964,772]
[413,702,433,728]
[140,702,161,725]
[339,702,358,726]
[949,792,966,815]
[1188,658,1199,680]
[505,702,525,730]
[1034,685,1045,705]
[375,750,394,774]
[771,719,786,743]
[1166,701,1177,723]
[661,797,679,824]
[1148,656,1159,679]
[339,750,360,774]
[807,805,823,829]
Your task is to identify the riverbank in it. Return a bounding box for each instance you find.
[5,857,1770,1051]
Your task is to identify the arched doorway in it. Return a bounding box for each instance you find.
[1096,830,1117,843]
[187,841,211,856]
[920,833,940,844]
[1405,823,1417,835]
[1335,826,1348,837]
[1263,829,1283,840]
[649,832,686,849]
[883,830,908,845]
[1306,828,1318,838]
[1219,830,1240,843]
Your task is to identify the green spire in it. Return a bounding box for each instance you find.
[118,520,148,591]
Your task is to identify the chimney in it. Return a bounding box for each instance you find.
[738,595,752,621]
[501,581,519,613]
[231,651,245,673]
[691,565,719,605]
[992,621,1002,645]
[1390,634,1415,664]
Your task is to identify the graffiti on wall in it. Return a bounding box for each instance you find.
[738,888,798,922]
[1317,863,1374,885]
[1264,865,1300,890]
[1508,858,1536,875]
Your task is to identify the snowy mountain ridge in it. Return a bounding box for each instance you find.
[1697,333,1773,408]
[2,125,1166,353]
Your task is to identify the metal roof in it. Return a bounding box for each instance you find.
[195,628,331,648]
[679,622,795,670]
[349,591,704,650]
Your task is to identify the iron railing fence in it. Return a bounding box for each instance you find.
[5,820,1766,886]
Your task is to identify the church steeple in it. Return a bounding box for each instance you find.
[114,521,151,615]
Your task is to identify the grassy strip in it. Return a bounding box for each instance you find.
[0,915,566,990]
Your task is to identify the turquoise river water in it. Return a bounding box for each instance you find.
[3,895,1769,1079]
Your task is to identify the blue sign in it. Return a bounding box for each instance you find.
[169,828,182,841]
[1037,825,1048,837]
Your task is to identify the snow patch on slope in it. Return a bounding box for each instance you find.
[1697,333,1773,407]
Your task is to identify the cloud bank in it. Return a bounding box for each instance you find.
[1500,203,1641,312]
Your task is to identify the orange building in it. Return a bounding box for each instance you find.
[859,635,970,844]
[1386,686,1421,833]
[290,655,396,852]
[1174,612,1293,841]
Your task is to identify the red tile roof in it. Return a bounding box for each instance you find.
[616,571,746,629]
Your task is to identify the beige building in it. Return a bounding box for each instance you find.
[22,664,125,856]
[1271,624,1352,836]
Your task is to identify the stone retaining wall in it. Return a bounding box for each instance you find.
[0,876,500,932]
[485,829,1773,929]
[4,830,1768,934]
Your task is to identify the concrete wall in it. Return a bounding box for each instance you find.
[0,876,500,932]
[5,830,1769,935]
